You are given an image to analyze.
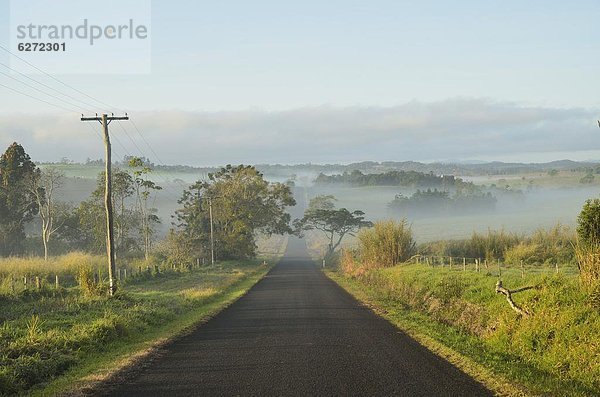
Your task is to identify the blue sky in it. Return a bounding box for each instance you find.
[0,0,599,165]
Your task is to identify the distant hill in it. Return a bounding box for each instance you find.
[38,159,599,179]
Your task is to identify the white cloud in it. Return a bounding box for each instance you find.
[1,98,598,165]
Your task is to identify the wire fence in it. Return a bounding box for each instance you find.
[410,254,579,278]
[0,260,212,295]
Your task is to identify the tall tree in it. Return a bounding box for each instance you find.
[129,157,162,260]
[173,180,210,260]
[0,143,39,256]
[294,195,372,256]
[26,167,66,260]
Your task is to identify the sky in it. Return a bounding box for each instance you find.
[0,0,599,165]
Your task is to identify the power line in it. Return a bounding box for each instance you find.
[0,43,188,201]
[0,69,94,112]
[128,118,199,191]
[0,43,118,112]
[0,81,74,113]
[0,61,100,111]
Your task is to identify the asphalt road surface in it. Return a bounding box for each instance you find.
[107,237,492,396]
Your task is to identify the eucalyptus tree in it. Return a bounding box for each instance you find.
[27,167,66,260]
[129,157,162,260]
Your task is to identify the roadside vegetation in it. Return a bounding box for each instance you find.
[0,142,295,395]
[0,259,271,395]
[327,203,600,395]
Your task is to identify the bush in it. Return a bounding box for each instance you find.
[357,219,415,268]
[76,267,103,296]
[577,199,600,247]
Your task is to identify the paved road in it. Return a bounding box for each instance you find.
[107,237,492,396]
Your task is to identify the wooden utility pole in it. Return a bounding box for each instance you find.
[81,113,129,296]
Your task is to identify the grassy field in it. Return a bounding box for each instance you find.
[327,263,600,396]
[0,258,274,395]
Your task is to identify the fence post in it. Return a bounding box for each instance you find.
[322,259,325,268]
[449,256,452,269]
[463,258,466,272]
[520,260,525,279]
[35,276,41,290]
[55,275,59,289]
[497,258,501,277]
[426,257,430,267]
[124,268,127,280]
[24,276,27,289]
[484,259,488,271]
[475,258,479,273]
[555,262,559,274]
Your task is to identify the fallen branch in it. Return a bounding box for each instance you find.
[495,280,536,317]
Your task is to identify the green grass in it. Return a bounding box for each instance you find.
[327,264,600,396]
[0,259,272,396]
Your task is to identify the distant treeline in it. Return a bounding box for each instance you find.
[257,160,599,176]
[314,170,470,188]
[39,159,600,177]
[388,188,497,217]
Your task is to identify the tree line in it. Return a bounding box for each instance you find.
[314,169,473,189]
[388,188,497,217]
[0,143,300,264]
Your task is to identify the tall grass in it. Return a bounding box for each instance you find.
[420,229,522,260]
[356,219,415,268]
[421,224,576,266]
[0,252,141,293]
[575,242,600,288]
[0,252,105,278]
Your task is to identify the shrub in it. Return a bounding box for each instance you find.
[357,219,415,268]
[577,199,600,246]
[76,266,102,296]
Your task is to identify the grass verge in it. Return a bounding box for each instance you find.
[1,259,273,396]
[325,266,600,397]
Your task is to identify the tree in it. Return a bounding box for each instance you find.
[175,165,296,260]
[129,157,162,260]
[112,170,136,254]
[577,199,600,246]
[0,143,39,256]
[26,167,66,260]
[78,170,138,254]
[294,195,372,256]
[173,180,210,261]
